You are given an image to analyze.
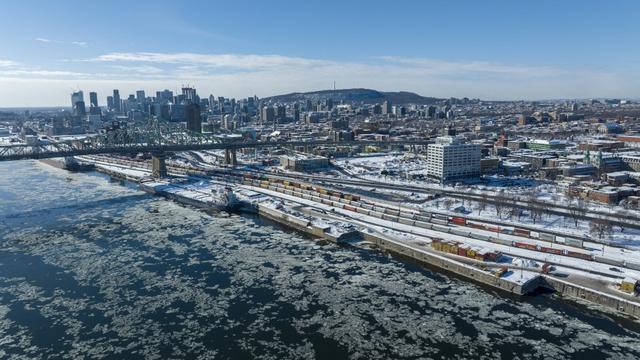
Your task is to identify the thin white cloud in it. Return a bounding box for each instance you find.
[110,65,164,74]
[0,69,90,77]
[0,59,19,67]
[377,56,566,77]
[88,52,333,70]
[35,38,88,47]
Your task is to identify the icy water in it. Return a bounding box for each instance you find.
[1,162,640,359]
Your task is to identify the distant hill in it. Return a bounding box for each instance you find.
[262,88,443,105]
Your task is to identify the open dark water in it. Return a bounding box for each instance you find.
[1,161,640,359]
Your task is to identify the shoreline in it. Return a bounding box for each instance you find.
[40,158,640,322]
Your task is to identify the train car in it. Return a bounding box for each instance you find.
[450,228,471,237]
[529,231,540,239]
[382,214,399,222]
[449,217,466,226]
[485,225,500,233]
[567,251,593,261]
[414,221,432,229]
[494,237,512,246]
[398,218,415,226]
[565,238,584,248]
[385,209,401,217]
[540,246,564,255]
[539,233,555,242]
[351,195,361,202]
[432,224,451,233]
[625,262,640,271]
[514,242,539,251]
[467,221,485,230]
[351,201,362,207]
[513,228,531,237]
[317,188,328,195]
[431,218,449,226]
[432,214,448,221]
[500,227,514,235]
[343,205,357,212]
[355,207,370,215]
[344,194,353,201]
[362,203,374,210]
[592,255,624,267]
[416,215,431,223]
[470,233,491,241]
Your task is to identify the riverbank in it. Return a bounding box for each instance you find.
[41,158,640,321]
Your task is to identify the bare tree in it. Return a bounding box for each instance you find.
[524,189,544,224]
[494,190,506,219]
[474,201,487,215]
[443,198,454,210]
[590,219,613,242]
[567,198,586,228]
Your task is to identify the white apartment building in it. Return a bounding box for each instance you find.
[426,136,481,181]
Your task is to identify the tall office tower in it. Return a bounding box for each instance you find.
[382,100,392,115]
[71,91,86,116]
[185,102,202,133]
[113,89,121,112]
[156,89,173,104]
[136,90,145,104]
[306,99,313,111]
[261,106,275,123]
[275,105,286,121]
[182,87,197,101]
[89,92,98,108]
[107,96,114,110]
[208,94,215,110]
[427,105,437,118]
[71,90,84,107]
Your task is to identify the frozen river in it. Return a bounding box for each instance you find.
[1,161,640,359]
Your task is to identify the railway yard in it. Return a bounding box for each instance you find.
[67,152,640,319]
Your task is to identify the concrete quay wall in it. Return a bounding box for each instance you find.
[541,276,640,319]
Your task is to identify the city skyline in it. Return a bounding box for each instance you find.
[1,0,640,106]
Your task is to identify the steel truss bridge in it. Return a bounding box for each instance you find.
[0,127,431,162]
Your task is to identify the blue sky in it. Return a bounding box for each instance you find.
[0,0,639,106]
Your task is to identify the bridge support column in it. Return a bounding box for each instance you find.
[151,152,167,178]
[224,149,238,166]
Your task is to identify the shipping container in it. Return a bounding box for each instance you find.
[530,231,540,239]
[565,238,583,248]
[539,233,555,242]
[450,217,466,225]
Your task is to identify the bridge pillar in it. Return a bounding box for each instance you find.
[231,149,237,166]
[151,152,168,178]
[224,149,231,165]
[224,148,237,166]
